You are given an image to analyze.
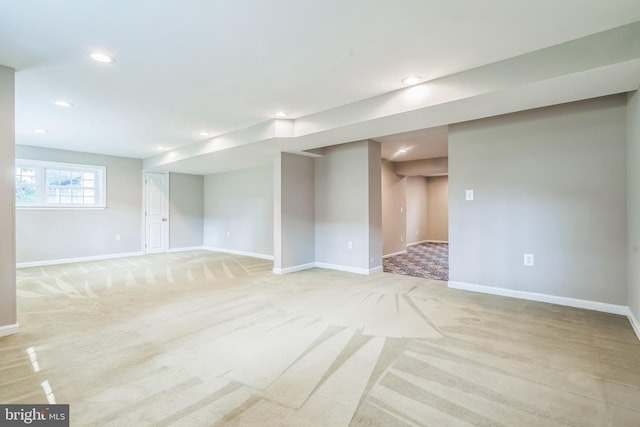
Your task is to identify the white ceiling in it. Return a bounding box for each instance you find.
[377,127,448,162]
[1,1,640,170]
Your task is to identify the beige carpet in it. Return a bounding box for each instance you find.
[1,251,639,426]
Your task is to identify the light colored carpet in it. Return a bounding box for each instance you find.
[1,251,639,426]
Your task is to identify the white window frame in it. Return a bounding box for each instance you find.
[15,159,107,210]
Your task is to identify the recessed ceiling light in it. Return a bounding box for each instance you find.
[401,76,423,86]
[274,111,288,118]
[398,148,408,153]
[199,132,209,136]
[90,52,115,63]
[54,101,73,107]
[34,129,47,134]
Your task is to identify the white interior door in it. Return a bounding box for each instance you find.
[145,172,168,253]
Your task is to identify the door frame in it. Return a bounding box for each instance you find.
[142,171,170,254]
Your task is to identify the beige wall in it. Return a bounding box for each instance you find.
[169,173,204,250]
[406,176,429,245]
[0,65,16,332]
[381,160,406,256]
[426,176,449,242]
[15,146,142,264]
[449,95,627,305]
[203,166,273,257]
[628,91,640,326]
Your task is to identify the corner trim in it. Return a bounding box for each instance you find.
[168,246,206,253]
[628,308,640,341]
[447,281,628,315]
[202,246,274,261]
[17,251,145,269]
[273,263,316,275]
[0,323,19,338]
[383,250,407,259]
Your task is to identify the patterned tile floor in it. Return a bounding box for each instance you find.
[383,243,449,281]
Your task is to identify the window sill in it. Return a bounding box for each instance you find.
[16,206,107,211]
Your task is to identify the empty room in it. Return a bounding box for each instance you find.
[1,1,640,426]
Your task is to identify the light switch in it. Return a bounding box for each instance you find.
[466,189,474,201]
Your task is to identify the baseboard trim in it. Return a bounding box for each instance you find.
[168,246,206,253]
[273,262,316,275]
[315,262,382,275]
[628,308,640,341]
[447,281,629,316]
[406,240,448,247]
[202,247,274,261]
[383,250,407,259]
[17,251,145,268]
[0,323,19,338]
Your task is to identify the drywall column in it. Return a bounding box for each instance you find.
[628,90,640,337]
[0,65,16,337]
[315,140,382,274]
[273,152,315,273]
[448,95,627,307]
[406,176,429,245]
[381,160,406,256]
[426,176,449,242]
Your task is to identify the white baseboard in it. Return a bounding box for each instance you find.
[273,262,316,275]
[168,246,206,253]
[314,262,382,275]
[628,308,640,341]
[17,251,145,269]
[383,250,407,259]
[406,240,429,246]
[202,246,274,261]
[448,281,629,316]
[0,323,19,338]
[425,240,448,244]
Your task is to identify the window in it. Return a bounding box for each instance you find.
[15,160,106,209]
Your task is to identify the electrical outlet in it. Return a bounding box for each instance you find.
[400,235,403,243]
[523,253,534,266]
[347,240,353,250]
[466,189,474,201]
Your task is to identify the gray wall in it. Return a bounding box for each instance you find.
[16,145,142,264]
[449,95,627,305]
[203,166,273,257]
[381,160,406,256]
[628,91,640,322]
[406,176,429,245]
[426,176,449,242]
[169,172,204,250]
[0,65,16,330]
[315,140,382,272]
[274,153,315,271]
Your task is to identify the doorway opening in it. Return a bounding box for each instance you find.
[377,127,449,281]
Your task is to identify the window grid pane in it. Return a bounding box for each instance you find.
[46,168,99,206]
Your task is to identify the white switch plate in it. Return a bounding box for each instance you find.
[115,233,121,241]
[226,231,231,238]
[466,189,474,201]
[524,253,534,266]
[347,240,353,249]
